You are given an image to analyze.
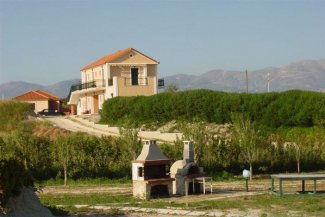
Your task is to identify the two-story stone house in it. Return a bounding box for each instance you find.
[68,48,163,115]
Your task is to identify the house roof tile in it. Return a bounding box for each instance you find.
[35,90,60,101]
[13,90,60,101]
[80,48,159,71]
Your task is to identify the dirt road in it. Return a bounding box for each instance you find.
[44,116,182,142]
[44,117,116,137]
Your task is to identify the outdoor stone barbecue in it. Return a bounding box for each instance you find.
[170,141,205,196]
[132,140,174,199]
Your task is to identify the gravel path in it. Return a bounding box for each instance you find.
[44,117,113,137]
[44,116,182,142]
[57,206,266,217]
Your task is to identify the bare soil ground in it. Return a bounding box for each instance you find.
[39,185,132,196]
[39,179,325,217]
[39,179,325,203]
[68,214,189,217]
[33,122,70,139]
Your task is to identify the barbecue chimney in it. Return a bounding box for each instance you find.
[183,140,194,165]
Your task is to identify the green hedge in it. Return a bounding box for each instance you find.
[0,101,33,132]
[100,90,325,127]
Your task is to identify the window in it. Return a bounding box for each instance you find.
[131,68,139,85]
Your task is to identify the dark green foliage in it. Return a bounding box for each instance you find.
[0,158,34,209]
[100,90,325,128]
[0,131,138,184]
[0,126,324,187]
[160,139,183,161]
[0,101,33,132]
[1,94,324,190]
[1,125,53,180]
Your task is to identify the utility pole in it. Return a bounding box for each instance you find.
[267,72,270,93]
[245,69,248,93]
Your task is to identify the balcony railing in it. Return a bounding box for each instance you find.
[72,80,105,91]
[124,77,148,86]
[67,80,105,99]
[158,78,165,88]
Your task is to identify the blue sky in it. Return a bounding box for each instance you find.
[0,0,324,85]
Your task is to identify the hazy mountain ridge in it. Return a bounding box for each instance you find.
[1,59,325,99]
[0,79,80,99]
[164,59,325,92]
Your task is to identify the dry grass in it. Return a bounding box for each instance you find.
[32,122,70,139]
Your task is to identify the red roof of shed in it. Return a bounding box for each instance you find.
[13,90,60,101]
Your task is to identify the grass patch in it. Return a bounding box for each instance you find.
[189,194,325,215]
[40,194,139,206]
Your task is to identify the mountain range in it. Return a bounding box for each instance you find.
[0,79,80,99]
[0,59,324,99]
[164,59,325,93]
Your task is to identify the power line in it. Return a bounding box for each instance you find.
[267,72,270,93]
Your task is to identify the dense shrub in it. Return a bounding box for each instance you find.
[0,126,324,185]
[0,158,34,209]
[0,101,33,132]
[1,94,324,187]
[0,130,140,183]
[100,90,325,128]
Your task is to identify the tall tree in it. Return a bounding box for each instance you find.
[285,127,325,173]
[52,135,74,186]
[285,129,309,174]
[231,113,260,180]
[118,117,141,160]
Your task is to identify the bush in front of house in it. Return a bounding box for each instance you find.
[100,89,325,128]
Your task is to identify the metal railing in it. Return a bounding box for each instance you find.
[73,80,105,91]
[124,77,148,86]
[67,80,105,99]
[158,78,165,88]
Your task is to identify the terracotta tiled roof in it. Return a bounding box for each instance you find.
[13,90,60,101]
[35,90,60,101]
[80,48,159,71]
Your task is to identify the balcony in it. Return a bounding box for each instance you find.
[158,78,165,88]
[71,80,105,92]
[68,80,106,103]
[124,77,148,86]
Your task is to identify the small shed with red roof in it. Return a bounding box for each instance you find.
[13,90,61,113]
